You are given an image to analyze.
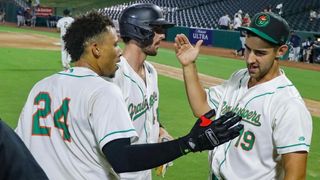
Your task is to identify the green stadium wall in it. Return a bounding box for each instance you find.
[166,26,319,60]
[166,26,241,50]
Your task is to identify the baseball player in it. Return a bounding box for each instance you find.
[15,11,243,180]
[56,9,74,70]
[0,119,48,179]
[107,4,174,179]
[174,12,312,179]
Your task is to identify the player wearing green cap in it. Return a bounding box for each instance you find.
[174,12,312,179]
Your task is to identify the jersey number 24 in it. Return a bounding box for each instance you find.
[32,92,71,142]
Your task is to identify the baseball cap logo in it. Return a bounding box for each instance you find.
[255,14,270,27]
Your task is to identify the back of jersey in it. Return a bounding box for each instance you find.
[15,67,136,180]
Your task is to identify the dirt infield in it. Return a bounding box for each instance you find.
[0,31,60,50]
[0,26,319,117]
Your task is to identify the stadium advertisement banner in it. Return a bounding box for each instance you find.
[35,7,54,17]
[189,28,212,46]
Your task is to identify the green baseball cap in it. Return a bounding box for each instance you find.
[239,12,290,45]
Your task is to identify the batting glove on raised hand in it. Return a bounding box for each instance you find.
[178,110,243,154]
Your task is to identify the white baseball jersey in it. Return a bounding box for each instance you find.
[15,67,138,180]
[56,16,74,68]
[109,57,160,180]
[207,68,312,180]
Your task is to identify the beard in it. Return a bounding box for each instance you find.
[143,46,157,56]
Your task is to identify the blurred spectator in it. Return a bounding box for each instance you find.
[218,14,231,30]
[302,37,313,63]
[309,10,317,21]
[46,15,56,28]
[289,31,302,62]
[235,29,246,58]
[233,14,242,30]
[30,7,36,27]
[242,13,251,27]
[16,7,24,27]
[24,8,32,26]
[234,9,243,19]
[0,9,5,24]
[276,3,283,16]
[311,39,320,63]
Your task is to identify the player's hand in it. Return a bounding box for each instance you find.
[178,110,243,154]
[155,127,174,177]
[174,34,203,67]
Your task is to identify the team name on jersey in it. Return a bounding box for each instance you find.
[128,92,158,121]
[221,101,261,126]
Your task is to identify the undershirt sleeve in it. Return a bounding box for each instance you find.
[102,138,185,173]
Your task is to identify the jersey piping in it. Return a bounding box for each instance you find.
[99,128,136,144]
[121,69,150,144]
[276,143,310,149]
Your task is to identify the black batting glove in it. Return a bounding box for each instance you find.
[178,110,243,154]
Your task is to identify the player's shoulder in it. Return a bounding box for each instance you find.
[57,16,74,23]
[31,73,59,89]
[90,78,124,104]
[271,73,307,109]
[66,16,75,22]
[272,73,299,97]
[113,56,129,79]
[228,68,248,82]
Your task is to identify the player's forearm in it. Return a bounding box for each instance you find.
[103,138,186,173]
[282,152,307,180]
[182,63,211,117]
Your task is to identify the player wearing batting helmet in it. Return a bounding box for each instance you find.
[15,11,243,180]
[108,4,175,179]
[175,12,312,179]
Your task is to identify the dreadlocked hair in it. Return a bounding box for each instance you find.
[63,11,114,62]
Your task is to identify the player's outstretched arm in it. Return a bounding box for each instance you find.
[103,110,243,173]
[174,34,211,117]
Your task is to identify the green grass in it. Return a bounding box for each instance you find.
[0,25,59,38]
[0,47,61,127]
[308,116,320,180]
[152,76,210,179]
[0,27,319,179]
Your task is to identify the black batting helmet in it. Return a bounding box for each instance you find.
[119,3,175,47]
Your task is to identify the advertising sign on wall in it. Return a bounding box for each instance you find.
[35,7,54,17]
[189,28,212,46]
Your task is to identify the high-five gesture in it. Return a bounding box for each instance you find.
[174,34,203,67]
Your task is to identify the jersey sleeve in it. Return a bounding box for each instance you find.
[90,85,138,151]
[205,83,226,111]
[273,98,312,154]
